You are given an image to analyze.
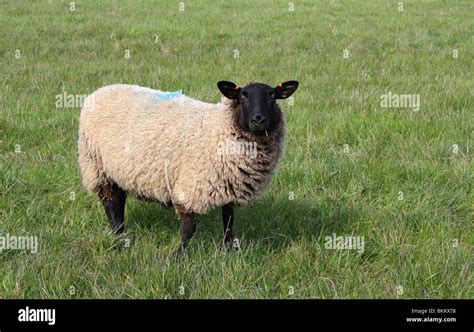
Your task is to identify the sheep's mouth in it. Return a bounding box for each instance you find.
[248,127,272,137]
[249,123,271,135]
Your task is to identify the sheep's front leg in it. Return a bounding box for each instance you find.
[98,182,126,235]
[176,208,197,255]
[222,203,234,247]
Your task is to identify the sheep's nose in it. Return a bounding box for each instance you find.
[251,114,266,125]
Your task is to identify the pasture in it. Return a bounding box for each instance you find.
[0,0,472,298]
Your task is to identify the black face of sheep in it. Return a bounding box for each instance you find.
[217,81,299,135]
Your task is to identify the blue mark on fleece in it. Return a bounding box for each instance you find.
[155,90,184,100]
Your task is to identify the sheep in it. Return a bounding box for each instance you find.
[78,80,299,254]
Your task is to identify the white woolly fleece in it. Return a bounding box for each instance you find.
[78,84,286,215]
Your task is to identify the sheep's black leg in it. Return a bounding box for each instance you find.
[176,208,196,255]
[98,183,126,235]
[222,203,234,247]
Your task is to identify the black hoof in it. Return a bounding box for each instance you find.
[113,225,125,235]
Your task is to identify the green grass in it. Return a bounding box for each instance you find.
[0,0,472,299]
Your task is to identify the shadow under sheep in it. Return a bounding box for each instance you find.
[122,194,357,252]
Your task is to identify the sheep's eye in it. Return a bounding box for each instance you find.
[241,91,248,98]
[268,90,275,98]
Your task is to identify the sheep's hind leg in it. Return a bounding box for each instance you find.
[222,203,235,248]
[98,182,126,235]
[175,207,196,256]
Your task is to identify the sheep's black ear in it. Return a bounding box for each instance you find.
[217,81,240,99]
[274,81,299,99]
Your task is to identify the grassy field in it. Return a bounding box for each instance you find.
[0,0,472,299]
